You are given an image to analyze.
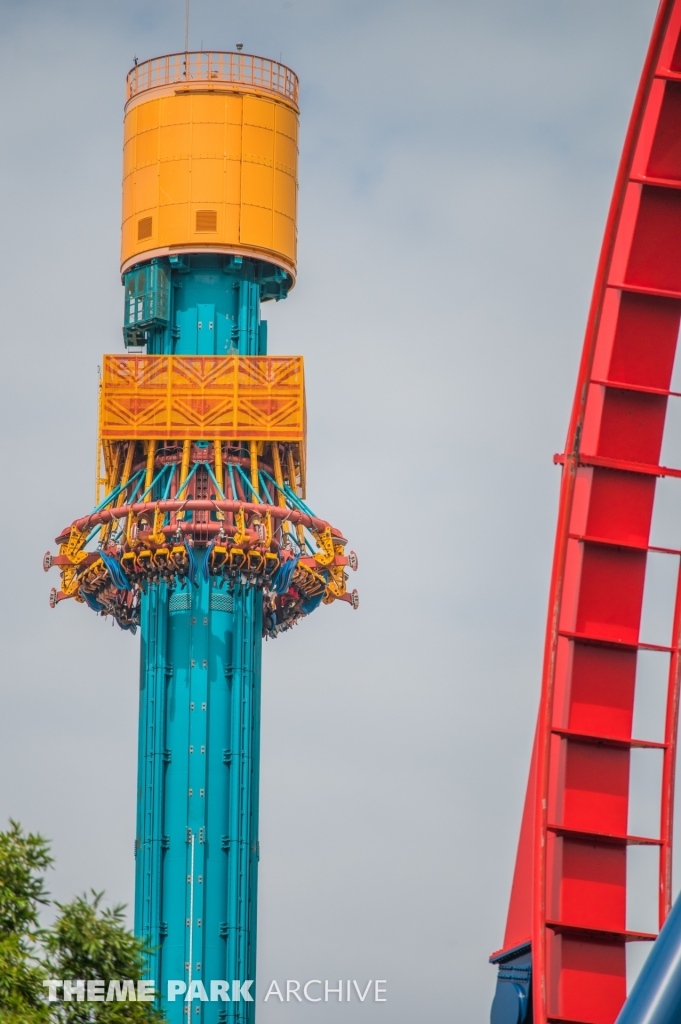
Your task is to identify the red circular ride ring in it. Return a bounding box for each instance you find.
[58,498,342,543]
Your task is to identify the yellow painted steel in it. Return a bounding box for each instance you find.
[176,440,192,520]
[249,441,259,500]
[99,444,122,545]
[121,78,298,277]
[270,442,289,533]
[214,439,226,520]
[144,440,156,495]
[286,447,306,548]
[107,442,122,493]
[214,440,225,495]
[120,440,136,490]
[101,443,120,502]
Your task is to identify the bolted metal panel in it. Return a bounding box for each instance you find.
[121,64,298,278]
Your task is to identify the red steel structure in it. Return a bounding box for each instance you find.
[491,3,681,1023]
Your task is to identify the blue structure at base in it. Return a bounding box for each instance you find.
[131,253,289,1021]
[490,943,532,1024]
[615,896,681,1024]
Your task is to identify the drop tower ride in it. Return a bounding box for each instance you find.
[45,51,357,1021]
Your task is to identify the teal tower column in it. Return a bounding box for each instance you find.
[132,256,284,1022]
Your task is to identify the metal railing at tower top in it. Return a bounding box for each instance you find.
[126,51,299,105]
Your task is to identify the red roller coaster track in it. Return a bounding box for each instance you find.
[493,2,681,1022]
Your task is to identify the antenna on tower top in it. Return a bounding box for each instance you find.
[185,0,190,52]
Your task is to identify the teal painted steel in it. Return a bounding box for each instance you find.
[132,254,277,1021]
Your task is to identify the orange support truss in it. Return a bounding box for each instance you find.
[99,354,306,443]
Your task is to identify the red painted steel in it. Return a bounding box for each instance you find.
[495,4,681,1022]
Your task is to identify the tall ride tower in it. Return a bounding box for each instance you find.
[46,51,357,1021]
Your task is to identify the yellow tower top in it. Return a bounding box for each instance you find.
[121,52,299,281]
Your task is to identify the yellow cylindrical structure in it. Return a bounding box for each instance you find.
[121,52,299,280]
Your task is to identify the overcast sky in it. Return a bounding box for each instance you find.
[0,0,669,1019]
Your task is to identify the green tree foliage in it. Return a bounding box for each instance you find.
[0,819,51,1022]
[0,822,164,1023]
[45,892,164,1023]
